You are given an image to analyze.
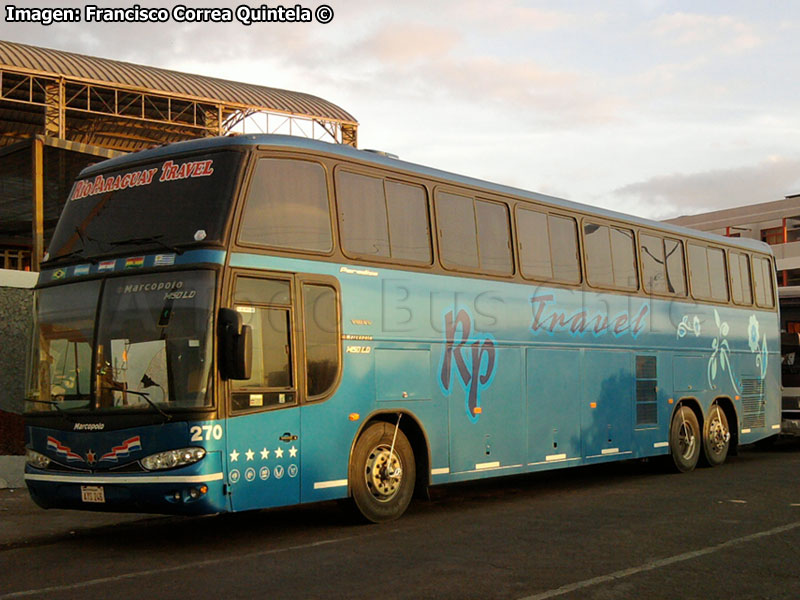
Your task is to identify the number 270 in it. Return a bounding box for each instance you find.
[190,424,223,441]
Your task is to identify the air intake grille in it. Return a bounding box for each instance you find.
[740,377,765,429]
[636,355,658,426]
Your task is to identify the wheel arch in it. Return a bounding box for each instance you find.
[348,409,432,498]
[673,396,704,427]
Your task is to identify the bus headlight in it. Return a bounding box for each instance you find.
[140,448,206,471]
[26,449,51,469]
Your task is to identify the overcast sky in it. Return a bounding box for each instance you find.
[3,0,800,220]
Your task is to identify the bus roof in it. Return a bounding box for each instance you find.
[80,134,772,255]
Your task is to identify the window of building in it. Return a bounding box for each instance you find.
[517,208,580,284]
[436,191,512,274]
[239,159,332,253]
[583,222,637,290]
[761,226,785,245]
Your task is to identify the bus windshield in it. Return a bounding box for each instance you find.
[26,270,216,413]
[46,150,244,263]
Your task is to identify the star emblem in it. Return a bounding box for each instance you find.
[230,449,239,462]
[289,445,298,458]
[260,448,269,460]
[274,446,284,459]
[86,449,96,464]
[245,449,254,461]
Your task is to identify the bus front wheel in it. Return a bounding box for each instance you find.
[669,406,701,472]
[702,404,730,467]
[349,422,415,523]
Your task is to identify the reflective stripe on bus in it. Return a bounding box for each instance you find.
[24,473,223,484]
[313,479,348,489]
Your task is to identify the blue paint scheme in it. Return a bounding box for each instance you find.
[26,247,781,514]
[224,408,301,511]
[26,135,780,516]
[25,420,229,515]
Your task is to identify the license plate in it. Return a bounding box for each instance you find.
[80,485,105,503]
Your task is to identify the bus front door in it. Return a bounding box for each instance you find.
[225,274,302,511]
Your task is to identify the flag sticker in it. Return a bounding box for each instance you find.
[73,264,90,276]
[125,256,145,269]
[98,260,116,271]
[154,254,176,266]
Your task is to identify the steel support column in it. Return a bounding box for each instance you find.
[31,137,44,271]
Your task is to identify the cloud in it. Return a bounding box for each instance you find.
[611,157,800,220]
[651,12,762,53]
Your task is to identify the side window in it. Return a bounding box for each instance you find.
[302,283,340,399]
[337,171,390,258]
[753,256,775,308]
[475,199,513,275]
[688,243,728,302]
[239,159,332,253]
[517,208,551,280]
[517,208,580,284]
[436,191,478,269]
[336,172,432,264]
[231,277,296,411]
[385,181,432,264]
[550,215,581,283]
[583,222,637,290]
[708,247,729,302]
[729,251,753,306]
[688,243,711,300]
[664,238,687,296]
[436,191,512,274]
[640,233,666,294]
[583,223,613,287]
[610,227,638,289]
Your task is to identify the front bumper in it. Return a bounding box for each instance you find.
[24,453,228,515]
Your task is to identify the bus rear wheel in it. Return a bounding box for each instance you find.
[348,422,415,523]
[669,406,700,472]
[702,404,730,467]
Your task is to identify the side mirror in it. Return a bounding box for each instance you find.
[218,308,252,380]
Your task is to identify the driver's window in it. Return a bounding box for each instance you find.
[231,276,296,411]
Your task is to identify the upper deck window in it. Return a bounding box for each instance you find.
[583,222,638,290]
[688,243,729,302]
[729,251,753,306]
[336,171,431,264]
[753,256,775,308]
[239,158,332,253]
[640,234,686,296]
[516,208,580,284]
[436,191,512,275]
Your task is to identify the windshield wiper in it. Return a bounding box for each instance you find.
[49,227,99,264]
[107,235,184,255]
[100,386,172,421]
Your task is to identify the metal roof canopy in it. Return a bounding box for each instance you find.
[0,40,358,151]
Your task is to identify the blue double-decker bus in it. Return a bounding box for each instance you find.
[24,135,780,522]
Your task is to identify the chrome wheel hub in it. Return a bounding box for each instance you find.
[707,417,730,454]
[364,444,403,502]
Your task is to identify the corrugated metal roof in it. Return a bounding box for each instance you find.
[0,40,357,125]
